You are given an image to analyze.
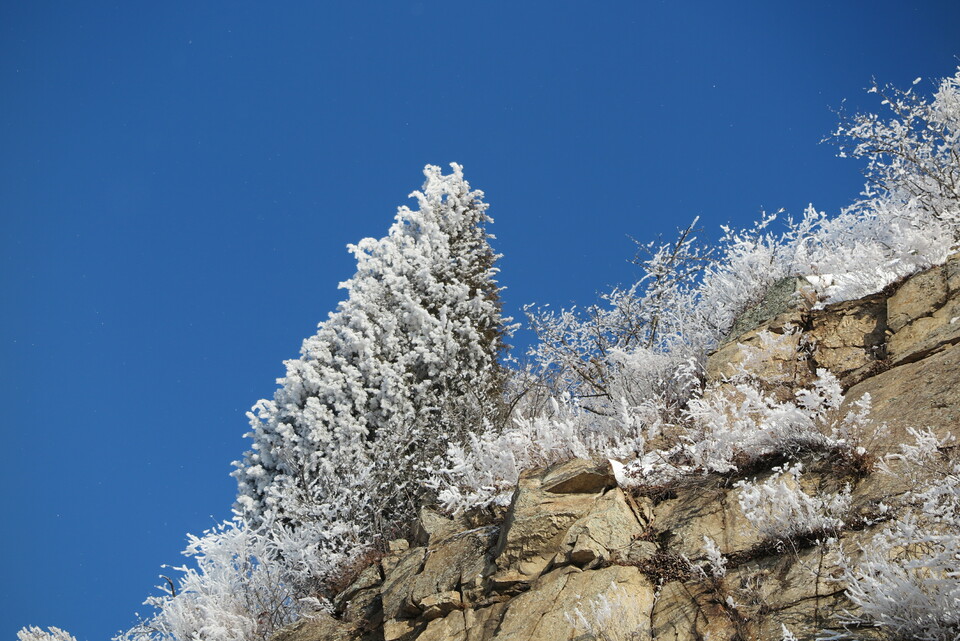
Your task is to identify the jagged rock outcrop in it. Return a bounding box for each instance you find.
[275,253,960,641]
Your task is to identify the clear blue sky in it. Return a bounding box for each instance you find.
[1,2,957,638]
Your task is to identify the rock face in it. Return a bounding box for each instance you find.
[272,254,960,641]
[708,252,960,393]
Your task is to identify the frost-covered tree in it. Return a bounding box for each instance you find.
[829,68,960,241]
[233,163,509,533]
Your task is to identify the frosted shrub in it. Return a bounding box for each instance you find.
[701,536,727,578]
[621,368,876,489]
[17,628,77,641]
[523,217,714,439]
[684,370,842,473]
[431,393,664,512]
[789,199,953,305]
[837,430,960,640]
[780,625,799,641]
[735,462,851,541]
[839,476,960,639]
[116,518,313,641]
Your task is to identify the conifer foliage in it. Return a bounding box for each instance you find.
[233,163,509,533]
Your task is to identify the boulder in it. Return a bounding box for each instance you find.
[463,604,510,641]
[417,609,467,641]
[619,538,659,566]
[419,590,464,621]
[726,543,842,619]
[844,342,960,503]
[707,293,887,392]
[413,507,471,547]
[411,525,496,609]
[490,565,655,641]
[491,460,606,584]
[724,529,888,641]
[340,586,382,627]
[416,604,509,641]
[383,619,417,641]
[844,342,960,449]
[333,563,382,613]
[541,458,617,494]
[561,488,647,567]
[885,254,960,365]
[381,539,411,576]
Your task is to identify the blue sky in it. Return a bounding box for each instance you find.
[1,2,957,638]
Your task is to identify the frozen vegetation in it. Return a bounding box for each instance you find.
[23,68,960,641]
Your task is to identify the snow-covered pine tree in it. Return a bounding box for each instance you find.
[233,163,509,535]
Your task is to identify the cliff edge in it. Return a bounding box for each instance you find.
[276,253,960,641]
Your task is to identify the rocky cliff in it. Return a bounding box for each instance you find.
[274,253,960,641]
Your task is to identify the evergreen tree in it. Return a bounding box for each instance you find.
[233,163,509,533]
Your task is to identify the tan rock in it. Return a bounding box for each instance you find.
[491,565,655,641]
[725,530,888,640]
[381,546,426,620]
[381,539,412,576]
[333,563,381,612]
[271,614,358,641]
[887,291,960,365]
[388,538,410,554]
[491,461,603,584]
[947,252,960,291]
[887,263,949,332]
[708,293,887,392]
[653,481,763,558]
[620,539,659,566]
[411,524,497,609]
[807,295,887,386]
[383,618,417,641]
[340,586,382,626]
[842,343,960,506]
[843,342,960,451]
[419,590,464,621]
[651,580,743,641]
[419,605,508,641]
[561,488,646,566]
[541,458,617,494]
[706,312,813,392]
[463,603,510,641]
[726,543,842,616]
[417,609,467,641]
[883,253,960,367]
[412,507,468,547]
